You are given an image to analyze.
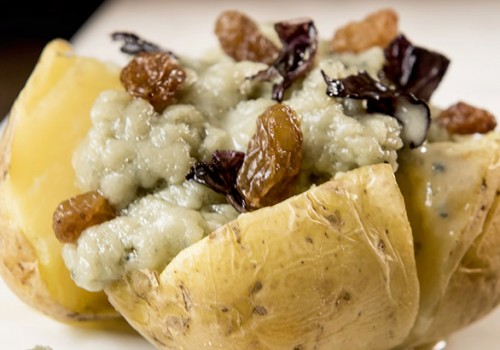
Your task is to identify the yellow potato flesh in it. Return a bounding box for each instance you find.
[0,40,122,321]
[106,164,419,350]
[396,134,500,347]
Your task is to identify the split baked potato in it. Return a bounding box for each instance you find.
[1,11,500,350]
[106,163,419,350]
[0,40,122,323]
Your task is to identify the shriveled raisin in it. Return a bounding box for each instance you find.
[120,52,186,113]
[437,101,497,134]
[215,10,280,65]
[332,8,399,53]
[236,104,303,209]
[53,191,116,243]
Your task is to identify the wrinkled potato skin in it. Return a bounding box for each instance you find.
[106,164,420,350]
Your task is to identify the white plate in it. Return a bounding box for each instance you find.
[1,0,500,349]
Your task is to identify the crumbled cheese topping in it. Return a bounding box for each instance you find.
[65,46,404,291]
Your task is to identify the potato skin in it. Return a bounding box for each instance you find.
[0,107,56,321]
[396,134,500,348]
[0,40,122,324]
[106,164,419,350]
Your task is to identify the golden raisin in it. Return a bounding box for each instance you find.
[437,101,497,134]
[120,52,186,113]
[332,8,399,53]
[53,191,116,244]
[215,10,280,65]
[237,104,303,209]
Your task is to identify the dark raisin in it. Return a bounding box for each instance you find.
[120,52,186,113]
[215,10,279,65]
[332,8,398,53]
[437,101,497,134]
[236,104,303,209]
[53,191,116,244]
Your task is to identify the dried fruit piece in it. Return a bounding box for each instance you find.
[186,150,247,213]
[332,8,399,53]
[383,34,450,101]
[53,191,116,244]
[251,18,318,102]
[111,32,168,55]
[215,10,279,65]
[120,51,186,113]
[237,104,303,209]
[437,101,497,134]
[321,70,430,148]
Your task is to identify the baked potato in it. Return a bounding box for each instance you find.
[105,163,419,350]
[0,40,122,323]
[1,8,500,350]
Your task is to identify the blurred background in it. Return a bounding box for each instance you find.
[0,0,105,120]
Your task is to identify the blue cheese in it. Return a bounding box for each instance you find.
[288,57,402,176]
[65,45,404,291]
[63,181,238,292]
